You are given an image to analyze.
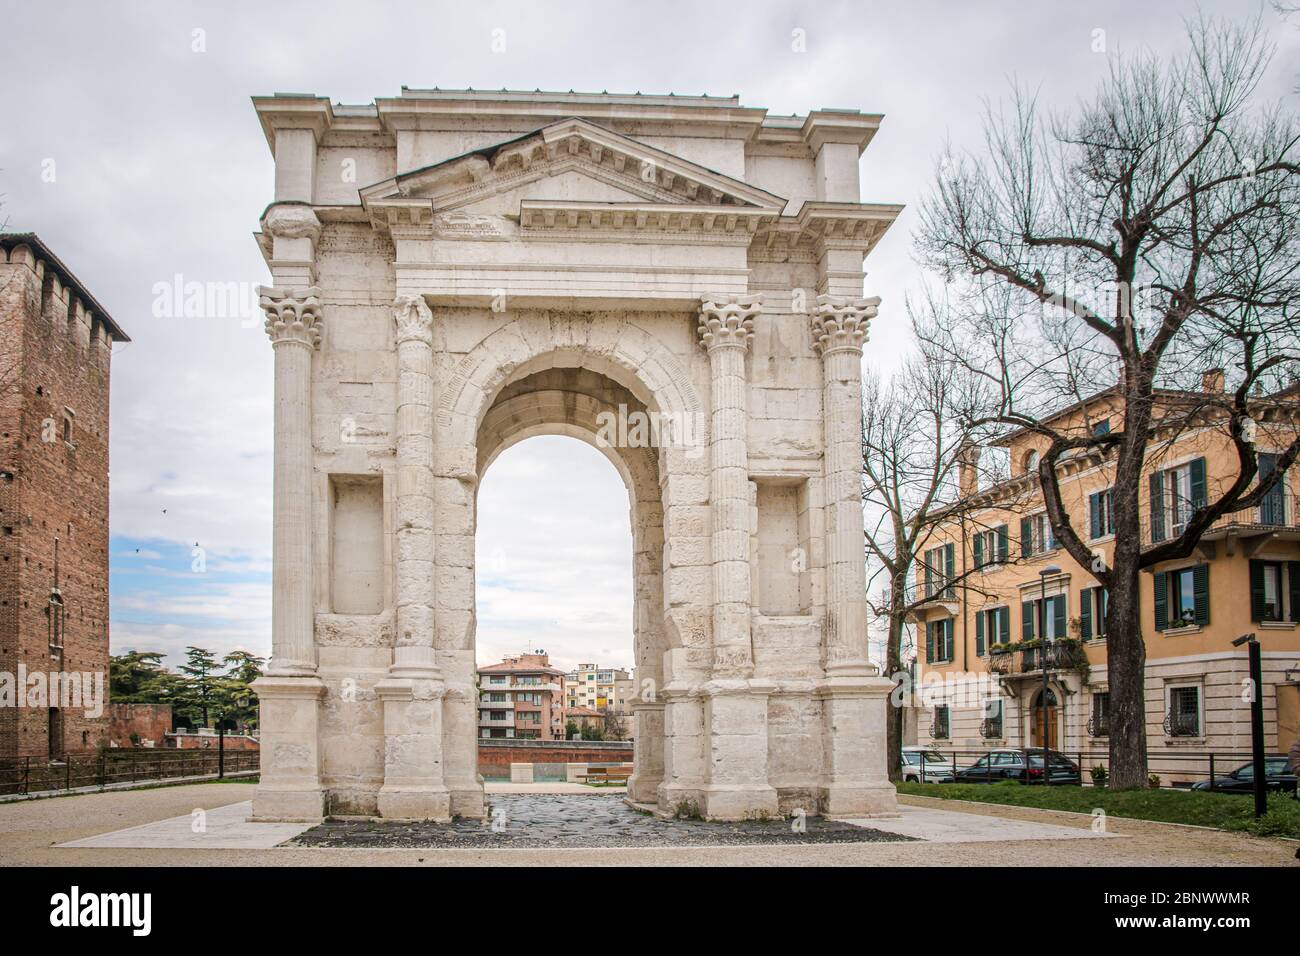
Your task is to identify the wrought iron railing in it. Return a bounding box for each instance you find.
[1145,492,1298,546]
[979,718,1003,739]
[1163,710,1200,737]
[986,639,1089,677]
[1087,712,1109,738]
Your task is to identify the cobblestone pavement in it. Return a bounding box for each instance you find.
[289,793,915,848]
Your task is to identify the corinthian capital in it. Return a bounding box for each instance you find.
[260,286,323,348]
[393,295,434,346]
[811,294,879,356]
[697,294,761,352]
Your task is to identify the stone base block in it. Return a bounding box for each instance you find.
[565,762,588,784]
[701,783,780,821]
[510,762,534,783]
[377,786,452,822]
[250,786,327,823]
[626,772,662,804]
[821,782,900,819]
[448,781,486,819]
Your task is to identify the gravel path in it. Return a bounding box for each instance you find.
[1,783,1295,866]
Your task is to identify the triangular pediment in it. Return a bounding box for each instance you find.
[360,117,787,219]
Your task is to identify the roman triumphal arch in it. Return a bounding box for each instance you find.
[250,89,901,822]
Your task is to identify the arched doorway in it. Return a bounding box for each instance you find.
[469,366,668,808]
[1029,687,1060,749]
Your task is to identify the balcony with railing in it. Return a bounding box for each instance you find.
[986,638,1089,680]
[1145,492,1299,548]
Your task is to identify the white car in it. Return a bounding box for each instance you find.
[901,747,956,783]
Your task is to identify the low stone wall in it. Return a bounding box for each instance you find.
[478,739,632,773]
[107,703,173,749]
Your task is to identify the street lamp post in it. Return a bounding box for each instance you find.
[1039,565,1062,785]
[1232,633,1267,818]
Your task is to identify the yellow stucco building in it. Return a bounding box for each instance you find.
[910,375,1300,785]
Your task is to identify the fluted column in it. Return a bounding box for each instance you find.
[390,295,439,677]
[695,295,777,820]
[811,293,896,818]
[377,295,449,822]
[262,286,323,675]
[251,286,327,822]
[697,295,760,677]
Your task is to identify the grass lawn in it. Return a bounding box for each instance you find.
[896,781,1300,840]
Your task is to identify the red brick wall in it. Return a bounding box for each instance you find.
[107,703,172,748]
[477,743,632,770]
[169,732,260,751]
[0,243,115,759]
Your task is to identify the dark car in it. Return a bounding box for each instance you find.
[954,748,1082,785]
[1191,757,1298,795]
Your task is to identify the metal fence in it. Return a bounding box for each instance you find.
[0,749,260,797]
[903,748,1295,791]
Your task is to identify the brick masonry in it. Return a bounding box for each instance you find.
[0,235,127,759]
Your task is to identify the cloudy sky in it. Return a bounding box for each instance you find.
[1,1,1294,674]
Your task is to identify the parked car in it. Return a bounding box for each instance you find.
[954,748,1082,785]
[1190,757,1298,795]
[900,747,955,783]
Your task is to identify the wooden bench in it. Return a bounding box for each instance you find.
[578,766,633,785]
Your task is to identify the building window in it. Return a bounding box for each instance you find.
[1149,458,1206,542]
[1257,452,1286,525]
[925,618,955,664]
[981,698,1004,738]
[923,543,955,599]
[1088,488,1114,539]
[1024,449,1040,474]
[1080,586,1108,640]
[972,525,1009,568]
[1092,418,1111,437]
[932,705,950,740]
[1165,685,1201,737]
[1088,691,1110,737]
[975,605,1010,655]
[1020,512,1056,558]
[1249,560,1298,623]
[1154,564,1208,630]
[1021,593,1067,640]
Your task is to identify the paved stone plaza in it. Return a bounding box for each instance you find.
[288,793,911,849]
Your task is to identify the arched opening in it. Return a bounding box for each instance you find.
[462,364,670,804]
[474,435,634,755]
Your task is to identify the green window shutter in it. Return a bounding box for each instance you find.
[1189,457,1207,510]
[1020,517,1033,557]
[1153,570,1168,631]
[996,525,1009,562]
[1080,587,1093,639]
[1288,562,1300,623]
[972,533,984,569]
[1052,594,1067,638]
[1022,600,1035,640]
[944,543,955,594]
[975,611,985,656]
[1249,560,1267,623]
[1192,564,1210,626]
[924,557,933,597]
[925,622,934,663]
[1089,492,1101,539]
[1149,471,1165,542]
[999,606,1011,644]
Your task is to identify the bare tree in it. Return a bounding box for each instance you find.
[916,14,1300,788]
[862,346,1027,781]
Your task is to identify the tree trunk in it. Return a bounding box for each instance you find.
[885,576,906,783]
[1105,562,1149,788]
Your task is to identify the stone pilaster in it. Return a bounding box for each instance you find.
[696,295,777,820]
[252,285,326,822]
[377,295,450,821]
[810,293,896,818]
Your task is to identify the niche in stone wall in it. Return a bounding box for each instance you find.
[329,475,384,614]
[752,478,812,616]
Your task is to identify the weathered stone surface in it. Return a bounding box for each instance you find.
[253,89,900,824]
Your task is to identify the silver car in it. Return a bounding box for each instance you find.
[901,747,955,783]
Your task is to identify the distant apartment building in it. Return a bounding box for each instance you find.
[910,374,1300,784]
[477,652,566,740]
[564,663,634,715]
[0,234,128,760]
